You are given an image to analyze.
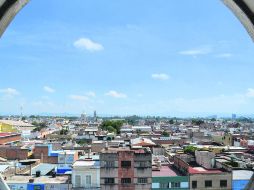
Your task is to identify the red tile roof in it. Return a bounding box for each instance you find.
[0,132,19,137]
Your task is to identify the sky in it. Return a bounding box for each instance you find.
[1,0,254,117]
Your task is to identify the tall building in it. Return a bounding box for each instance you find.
[100,147,152,190]
[232,114,237,120]
[81,113,87,123]
[94,110,97,122]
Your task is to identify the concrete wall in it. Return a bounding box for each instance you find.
[0,134,21,145]
[33,145,58,164]
[100,151,152,190]
[189,173,232,190]
[195,151,215,169]
[72,167,100,188]
[0,146,28,160]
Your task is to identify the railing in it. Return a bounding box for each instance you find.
[72,184,100,190]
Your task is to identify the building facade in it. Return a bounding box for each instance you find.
[72,159,100,189]
[100,148,152,190]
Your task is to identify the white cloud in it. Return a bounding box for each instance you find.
[105,90,127,98]
[43,86,55,93]
[216,53,232,58]
[69,95,89,101]
[74,38,104,52]
[0,88,19,96]
[179,47,212,56]
[86,91,96,97]
[151,73,169,80]
[246,88,254,97]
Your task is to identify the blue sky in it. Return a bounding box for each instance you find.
[1,0,254,117]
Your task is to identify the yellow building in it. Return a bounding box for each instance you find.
[0,122,17,132]
[0,120,33,133]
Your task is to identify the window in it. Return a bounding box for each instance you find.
[34,186,43,190]
[105,161,114,167]
[138,178,148,184]
[121,161,131,168]
[220,180,227,187]
[171,182,180,188]
[75,175,81,187]
[205,180,212,188]
[86,175,91,185]
[192,181,197,189]
[121,178,131,184]
[160,183,169,188]
[137,161,147,167]
[105,178,115,184]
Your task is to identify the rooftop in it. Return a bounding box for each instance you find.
[152,165,179,177]
[73,160,100,168]
[131,137,156,146]
[6,175,69,184]
[233,170,254,180]
[0,120,34,127]
[101,147,146,154]
[31,163,57,176]
[188,166,223,174]
[0,133,20,138]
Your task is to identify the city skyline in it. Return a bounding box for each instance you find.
[1,0,254,116]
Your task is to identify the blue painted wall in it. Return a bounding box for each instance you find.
[233,180,249,190]
[27,184,45,190]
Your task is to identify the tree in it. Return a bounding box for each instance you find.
[184,146,198,154]
[100,120,124,134]
[162,131,169,137]
[169,119,174,124]
[191,119,204,126]
[32,122,47,132]
[107,126,117,133]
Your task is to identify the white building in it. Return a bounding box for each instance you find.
[72,159,100,189]
[132,125,152,132]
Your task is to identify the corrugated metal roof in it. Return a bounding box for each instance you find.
[31,163,56,176]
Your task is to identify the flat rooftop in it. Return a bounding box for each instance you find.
[188,166,223,174]
[73,160,100,167]
[233,170,254,180]
[6,175,69,184]
[152,165,180,177]
[101,147,146,153]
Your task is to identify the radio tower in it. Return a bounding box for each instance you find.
[20,106,23,120]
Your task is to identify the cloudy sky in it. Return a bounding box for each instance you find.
[1,0,254,117]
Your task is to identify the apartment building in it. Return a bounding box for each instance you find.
[173,153,232,190]
[100,147,152,190]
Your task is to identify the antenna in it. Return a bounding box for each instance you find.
[20,106,23,119]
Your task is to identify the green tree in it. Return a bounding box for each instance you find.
[191,119,204,126]
[32,122,47,132]
[100,120,123,134]
[162,131,170,137]
[169,119,174,124]
[184,146,198,154]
